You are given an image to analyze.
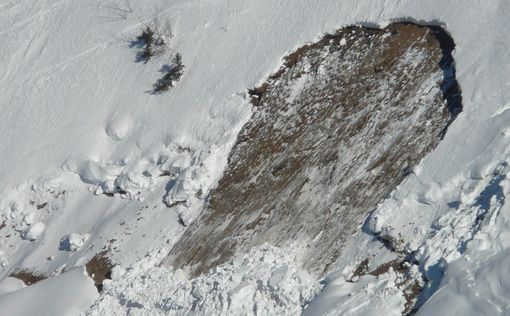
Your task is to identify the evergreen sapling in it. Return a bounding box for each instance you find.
[153,53,184,93]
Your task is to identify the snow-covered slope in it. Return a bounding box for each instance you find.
[0,269,97,316]
[1,0,509,314]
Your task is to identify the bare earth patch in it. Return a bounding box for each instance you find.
[166,23,461,277]
[85,251,113,292]
[10,270,47,286]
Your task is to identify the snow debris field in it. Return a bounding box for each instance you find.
[86,244,319,315]
[0,0,510,315]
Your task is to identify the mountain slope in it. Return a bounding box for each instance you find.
[166,23,461,278]
[0,0,509,315]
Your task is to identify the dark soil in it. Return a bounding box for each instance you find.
[10,270,47,286]
[85,251,113,292]
[166,23,462,277]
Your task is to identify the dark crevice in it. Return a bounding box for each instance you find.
[428,25,463,139]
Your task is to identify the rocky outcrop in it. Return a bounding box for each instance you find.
[165,23,461,276]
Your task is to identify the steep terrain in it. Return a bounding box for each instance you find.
[166,23,461,277]
[1,0,510,315]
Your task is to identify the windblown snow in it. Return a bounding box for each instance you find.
[0,0,509,315]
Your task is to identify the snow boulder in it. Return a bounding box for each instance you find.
[59,233,90,252]
[23,223,45,241]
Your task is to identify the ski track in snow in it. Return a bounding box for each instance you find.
[0,0,509,314]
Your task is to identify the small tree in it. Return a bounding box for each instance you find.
[133,17,172,63]
[136,27,155,63]
[153,53,185,93]
[137,27,154,45]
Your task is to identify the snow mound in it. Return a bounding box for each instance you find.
[419,250,510,315]
[303,272,405,316]
[0,278,25,296]
[0,269,98,316]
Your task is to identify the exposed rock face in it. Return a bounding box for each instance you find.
[166,23,461,276]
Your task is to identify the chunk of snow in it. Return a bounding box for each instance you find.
[23,213,34,225]
[24,223,45,241]
[60,233,90,252]
[86,244,319,315]
[165,168,196,205]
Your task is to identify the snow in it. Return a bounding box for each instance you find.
[23,222,45,241]
[86,244,319,315]
[0,269,98,316]
[419,250,510,315]
[60,233,90,252]
[0,0,509,314]
[0,278,25,296]
[303,272,404,316]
